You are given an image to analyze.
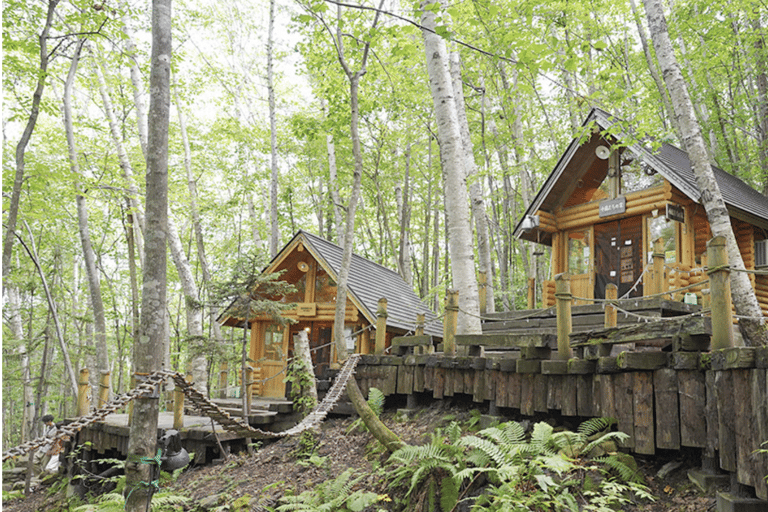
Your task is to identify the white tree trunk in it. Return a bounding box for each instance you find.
[420,2,482,334]
[449,49,494,314]
[643,0,767,347]
[293,330,317,406]
[267,0,280,258]
[125,0,171,509]
[64,40,110,389]
[167,216,207,394]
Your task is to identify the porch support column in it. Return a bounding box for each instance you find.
[375,298,388,355]
[555,273,573,360]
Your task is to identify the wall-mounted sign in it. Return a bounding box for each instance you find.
[666,203,685,223]
[297,303,317,316]
[599,197,626,218]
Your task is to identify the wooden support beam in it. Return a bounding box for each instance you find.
[652,238,665,296]
[98,371,110,409]
[707,236,734,350]
[218,362,228,400]
[478,272,488,315]
[555,273,573,360]
[375,298,388,355]
[443,290,458,356]
[77,368,91,417]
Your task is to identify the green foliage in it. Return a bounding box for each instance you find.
[290,430,320,461]
[347,387,385,434]
[387,422,466,511]
[286,356,318,416]
[455,419,652,511]
[275,468,383,512]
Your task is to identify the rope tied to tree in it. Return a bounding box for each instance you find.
[124,448,162,512]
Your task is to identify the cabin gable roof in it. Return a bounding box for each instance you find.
[265,230,443,337]
[515,108,768,242]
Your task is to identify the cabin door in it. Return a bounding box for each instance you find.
[594,217,644,299]
[261,324,289,398]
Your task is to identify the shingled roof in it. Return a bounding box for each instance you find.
[515,108,768,241]
[274,230,443,338]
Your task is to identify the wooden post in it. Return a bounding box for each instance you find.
[77,368,91,416]
[478,271,487,315]
[653,237,665,296]
[707,236,734,350]
[98,371,110,408]
[554,273,572,360]
[527,277,536,310]
[443,290,459,356]
[173,382,184,429]
[416,314,425,336]
[375,298,388,355]
[601,283,618,357]
[245,366,254,413]
[128,375,135,420]
[218,362,229,399]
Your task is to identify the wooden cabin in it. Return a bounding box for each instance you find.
[219,230,443,399]
[515,108,768,312]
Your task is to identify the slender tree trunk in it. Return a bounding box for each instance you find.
[64,41,110,394]
[327,135,343,245]
[173,79,226,373]
[752,16,768,194]
[643,0,767,347]
[449,49,494,313]
[16,223,78,398]
[420,1,482,334]
[7,287,33,441]
[167,216,207,394]
[125,1,171,510]
[397,145,413,287]
[628,0,681,140]
[3,0,59,279]
[267,0,280,257]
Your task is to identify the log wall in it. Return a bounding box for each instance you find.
[355,349,768,500]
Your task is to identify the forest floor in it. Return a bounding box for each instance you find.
[5,400,722,512]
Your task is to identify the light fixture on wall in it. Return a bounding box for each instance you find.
[595,145,610,160]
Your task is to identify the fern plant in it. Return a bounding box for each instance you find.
[387,421,465,512]
[455,419,652,511]
[346,387,385,434]
[274,468,383,512]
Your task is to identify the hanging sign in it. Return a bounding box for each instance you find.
[666,203,685,223]
[599,197,626,218]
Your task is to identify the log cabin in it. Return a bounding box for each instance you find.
[219,230,443,398]
[514,108,768,312]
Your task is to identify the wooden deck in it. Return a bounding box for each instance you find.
[73,397,299,465]
[375,298,768,502]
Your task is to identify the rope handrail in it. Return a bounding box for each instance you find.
[570,278,710,305]
[2,355,361,462]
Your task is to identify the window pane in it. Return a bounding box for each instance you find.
[264,325,284,361]
[568,230,590,274]
[648,216,676,263]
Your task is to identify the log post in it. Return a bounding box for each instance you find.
[478,271,487,315]
[98,371,110,408]
[416,313,425,336]
[707,236,734,350]
[173,381,184,429]
[653,237,665,296]
[602,283,618,357]
[555,273,573,360]
[443,290,459,356]
[218,362,229,399]
[77,368,91,416]
[375,298,388,355]
[527,277,536,310]
[245,366,254,414]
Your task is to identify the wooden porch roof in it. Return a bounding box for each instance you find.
[515,108,768,243]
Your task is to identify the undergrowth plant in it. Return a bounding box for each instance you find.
[347,388,385,435]
[384,418,653,512]
[274,468,386,512]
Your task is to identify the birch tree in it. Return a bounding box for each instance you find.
[420,1,482,334]
[125,1,171,510]
[643,0,768,347]
[64,40,110,396]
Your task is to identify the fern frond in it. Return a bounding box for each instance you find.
[578,417,615,437]
[367,387,385,417]
[459,435,507,467]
